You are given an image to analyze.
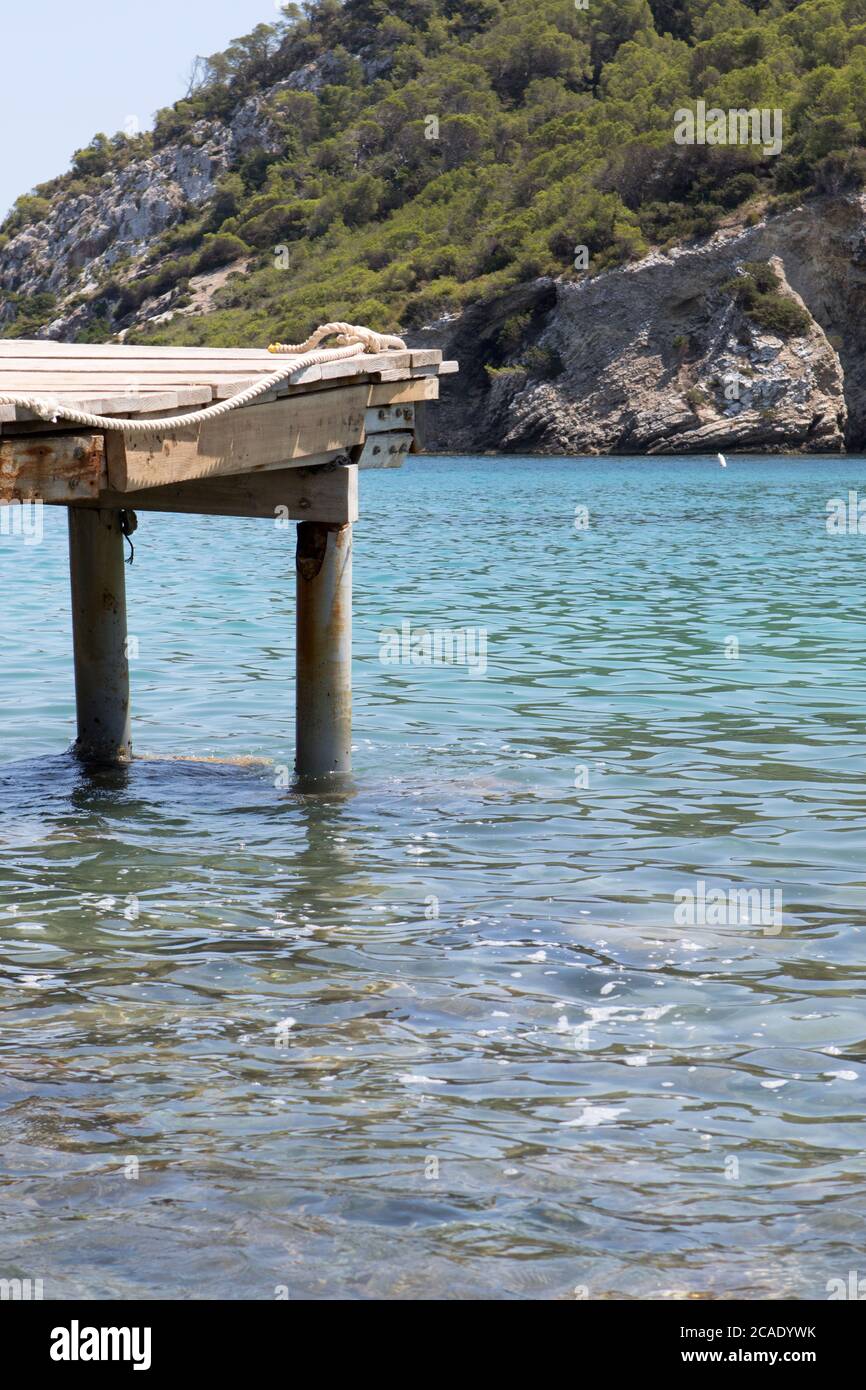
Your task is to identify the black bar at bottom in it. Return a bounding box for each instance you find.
[5,1296,859,1376]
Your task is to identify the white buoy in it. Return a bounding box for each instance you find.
[717,452,727,468]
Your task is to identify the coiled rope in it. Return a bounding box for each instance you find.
[0,322,406,435]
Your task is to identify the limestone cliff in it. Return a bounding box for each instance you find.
[412,195,866,455]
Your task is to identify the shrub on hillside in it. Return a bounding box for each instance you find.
[722,261,812,338]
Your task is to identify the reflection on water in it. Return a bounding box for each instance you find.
[1,455,866,1299]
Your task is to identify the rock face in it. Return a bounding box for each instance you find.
[0,94,284,336]
[412,195,866,454]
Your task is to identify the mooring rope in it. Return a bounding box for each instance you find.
[119,508,138,564]
[0,322,406,435]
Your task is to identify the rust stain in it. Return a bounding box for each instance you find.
[296,521,329,582]
[0,434,104,503]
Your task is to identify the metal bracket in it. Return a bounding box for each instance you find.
[364,405,415,435]
[352,431,414,469]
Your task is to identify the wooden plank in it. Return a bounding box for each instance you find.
[108,384,370,491]
[351,352,412,375]
[0,357,446,422]
[70,461,358,523]
[0,373,263,389]
[268,358,400,397]
[213,384,281,404]
[0,375,436,434]
[409,350,443,367]
[275,370,386,400]
[6,387,213,414]
[0,340,281,359]
[36,387,213,403]
[318,358,374,381]
[0,343,413,367]
[216,361,413,397]
[0,343,442,369]
[0,347,404,367]
[0,346,389,366]
[0,390,220,435]
[211,378,285,400]
[0,434,104,502]
[0,359,280,375]
[279,364,323,387]
[271,354,438,392]
[0,360,419,390]
[368,378,439,406]
[0,370,423,402]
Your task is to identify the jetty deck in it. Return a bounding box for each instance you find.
[0,338,456,781]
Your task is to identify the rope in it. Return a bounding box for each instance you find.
[119,509,138,564]
[0,322,406,435]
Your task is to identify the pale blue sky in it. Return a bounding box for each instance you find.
[0,0,282,217]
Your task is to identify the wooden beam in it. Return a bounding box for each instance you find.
[368,378,439,406]
[104,379,437,491]
[0,341,441,367]
[69,460,359,523]
[0,390,213,429]
[0,368,449,438]
[0,375,440,500]
[0,434,104,502]
[108,385,370,491]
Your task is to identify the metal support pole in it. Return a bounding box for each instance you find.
[67,508,132,763]
[295,521,352,781]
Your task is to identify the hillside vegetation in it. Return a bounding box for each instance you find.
[2,0,866,345]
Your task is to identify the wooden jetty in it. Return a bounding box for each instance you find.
[0,335,456,781]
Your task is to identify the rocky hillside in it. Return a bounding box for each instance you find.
[0,91,287,342]
[417,194,866,453]
[2,0,866,452]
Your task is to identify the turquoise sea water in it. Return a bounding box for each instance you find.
[1,453,865,1300]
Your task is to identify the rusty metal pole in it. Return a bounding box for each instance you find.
[295,521,352,782]
[68,508,132,763]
